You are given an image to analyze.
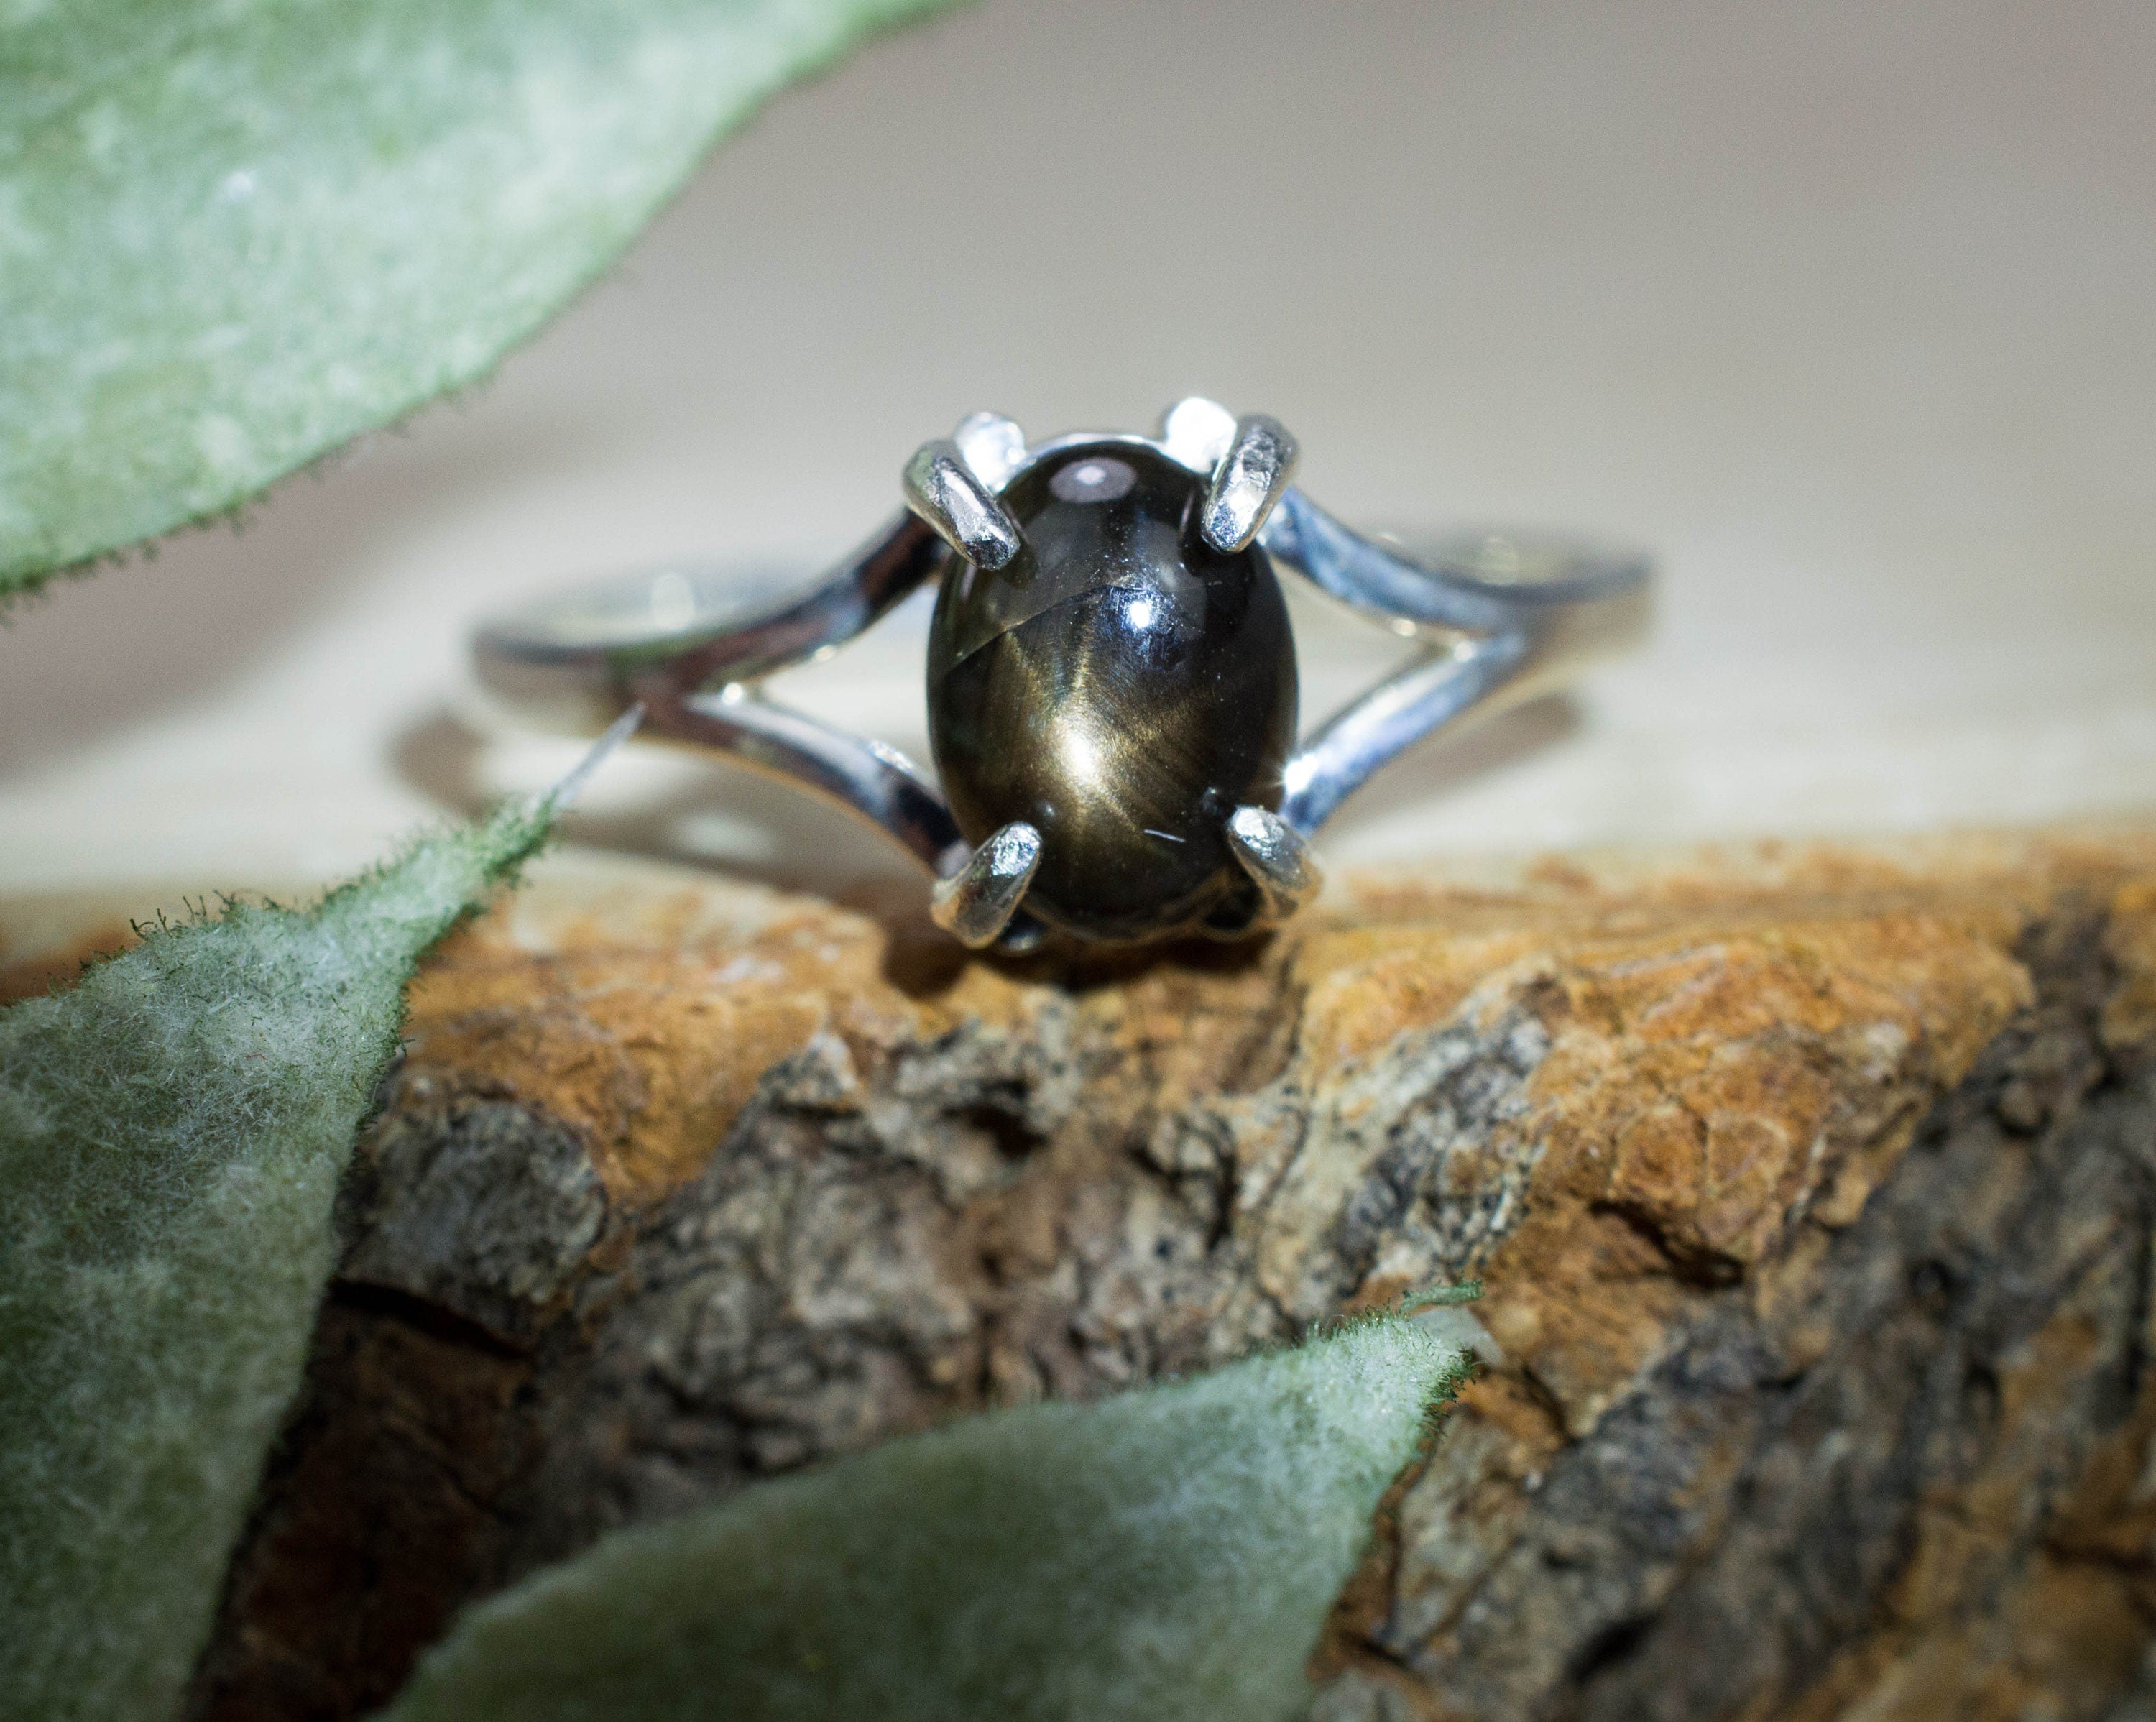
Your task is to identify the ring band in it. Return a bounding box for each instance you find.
[473,398,1650,949]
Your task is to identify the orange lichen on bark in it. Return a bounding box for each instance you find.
[106,826,2154,1722]
[2104,875,2156,1054]
[1367,906,2030,1440]
[400,895,1047,1203]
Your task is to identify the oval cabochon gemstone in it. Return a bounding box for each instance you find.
[928,442,1299,943]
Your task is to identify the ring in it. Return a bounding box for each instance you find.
[472,398,1651,950]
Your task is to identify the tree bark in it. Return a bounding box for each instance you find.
[186,832,2156,1722]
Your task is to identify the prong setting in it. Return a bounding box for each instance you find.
[1223,804,1322,926]
[952,411,1027,489]
[904,439,1024,570]
[1201,414,1299,553]
[483,403,1646,951]
[930,821,1044,948]
[1159,396,1238,473]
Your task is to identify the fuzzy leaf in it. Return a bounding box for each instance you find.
[0,801,556,1722]
[0,0,962,596]
[378,1314,1470,1722]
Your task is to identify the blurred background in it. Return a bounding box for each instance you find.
[2,0,2151,903]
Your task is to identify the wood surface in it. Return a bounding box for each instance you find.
[161,831,2156,1721]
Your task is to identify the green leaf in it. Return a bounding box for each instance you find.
[377,1314,1472,1722]
[0,799,556,1722]
[0,0,963,597]
[1401,1279,1483,1310]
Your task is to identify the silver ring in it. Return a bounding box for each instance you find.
[473,398,1650,950]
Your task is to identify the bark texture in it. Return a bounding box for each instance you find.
[183,832,2156,1722]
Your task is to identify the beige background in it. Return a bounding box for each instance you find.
[3,0,2152,906]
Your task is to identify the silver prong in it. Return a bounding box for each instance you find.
[931,821,1044,948]
[952,411,1027,489]
[1224,805,1322,925]
[1201,414,1299,553]
[1159,396,1238,473]
[904,439,1024,570]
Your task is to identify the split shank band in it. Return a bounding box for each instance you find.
[472,398,1650,950]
